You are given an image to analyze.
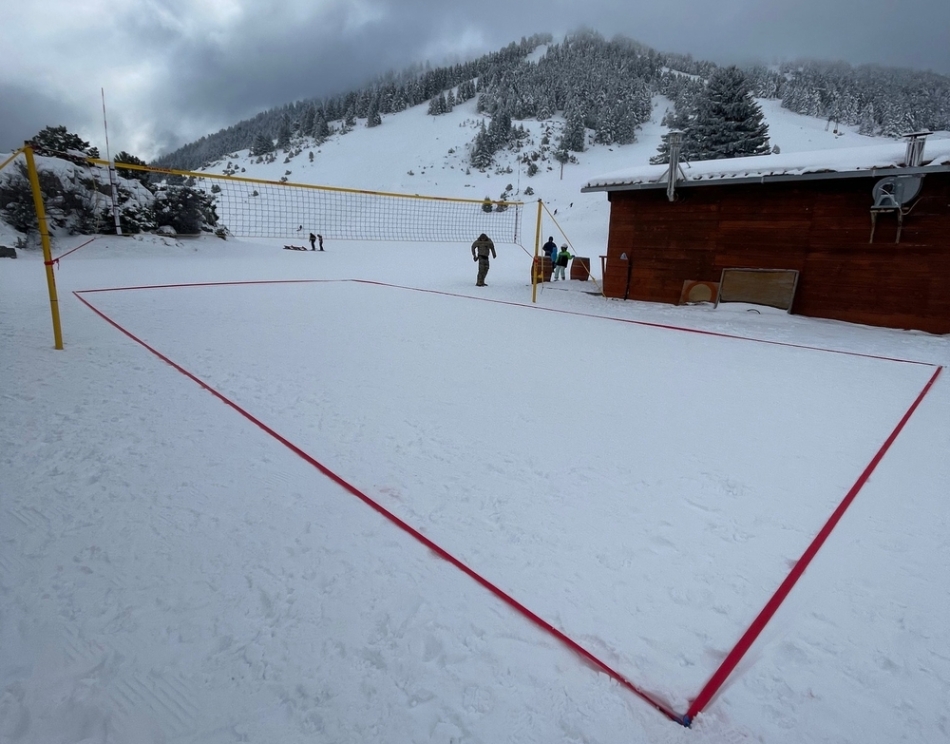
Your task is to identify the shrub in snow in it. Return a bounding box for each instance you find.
[30,125,99,160]
[0,166,36,234]
[152,184,219,235]
[114,151,150,185]
[0,160,100,235]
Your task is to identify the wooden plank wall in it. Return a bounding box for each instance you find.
[603,174,950,333]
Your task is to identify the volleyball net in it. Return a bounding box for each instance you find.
[86,159,524,245]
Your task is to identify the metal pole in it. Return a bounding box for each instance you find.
[622,252,632,301]
[23,144,64,349]
[666,131,683,203]
[102,88,123,235]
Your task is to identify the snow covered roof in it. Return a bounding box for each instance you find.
[582,138,950,193]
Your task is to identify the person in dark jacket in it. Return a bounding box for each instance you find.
[471,233,496,286]
[542,236,557,264]
[309,233,317,250]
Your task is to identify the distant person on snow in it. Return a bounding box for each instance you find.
[553,243,573,281]
[471,233,496,286]
[317,234,324,251]
[309,232,317,250]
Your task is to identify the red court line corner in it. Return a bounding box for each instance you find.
[73,287,688,726]
[684,364,943,723]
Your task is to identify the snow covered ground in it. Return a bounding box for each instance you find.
[3,95,950,743]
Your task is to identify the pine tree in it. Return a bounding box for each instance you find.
[470,122,494,169]
[487,109,512,151]
[312,112,331,141]
[300,106,316,139]
[251,132,274,156]
[858,102,877,135]
[114,151,150,185]
[593,104,616,145]
[690,66,770,160]
[612,100,639,145]
[276,116,292,150]
[457,79,476,102]
[366,97,382,128]
[30,125,99,159]
[153,184,219,234]
[355,90,371,119]
[651,105,696,164]
[559,111,586,153]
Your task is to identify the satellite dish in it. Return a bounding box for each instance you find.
[872,175,922,209]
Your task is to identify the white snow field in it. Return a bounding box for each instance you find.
[3,92,950,743]
[2,235,949,744]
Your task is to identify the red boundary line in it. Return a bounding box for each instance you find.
[52,236,99,263]
[351,280,935,367]
[72,278,944,727]
[72,287,686,725]
[76,278,330,293]
[684,364,943,723]
[77,277,934,367]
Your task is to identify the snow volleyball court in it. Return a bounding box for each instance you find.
[76,276,937,717]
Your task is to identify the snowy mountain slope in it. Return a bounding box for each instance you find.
[187,93,911,252]
[2,91,936,254]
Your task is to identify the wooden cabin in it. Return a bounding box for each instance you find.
[582,136,950,334]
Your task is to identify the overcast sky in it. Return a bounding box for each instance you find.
[3,0,948,160]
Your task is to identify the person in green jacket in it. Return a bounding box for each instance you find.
[553,243,572,281]
[471,233,496,286]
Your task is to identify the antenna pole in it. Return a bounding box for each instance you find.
[666,130,683,202]
[101,88,123,235]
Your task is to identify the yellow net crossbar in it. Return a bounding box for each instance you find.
[89,159,524,244]
[0,150,23,174]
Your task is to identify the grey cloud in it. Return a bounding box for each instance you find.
[159,5,479,118]
[0,83,90,152]
[153,0,950,130]
[5,0,949,159]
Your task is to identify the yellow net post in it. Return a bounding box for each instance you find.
[531,199,543,303]
[23,145,64,350]
[540,201,604,297]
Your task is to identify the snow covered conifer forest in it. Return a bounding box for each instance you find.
[152,31,950,172]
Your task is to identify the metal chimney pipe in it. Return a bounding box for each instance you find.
[903,131,932,167]
[667,130,683,202]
